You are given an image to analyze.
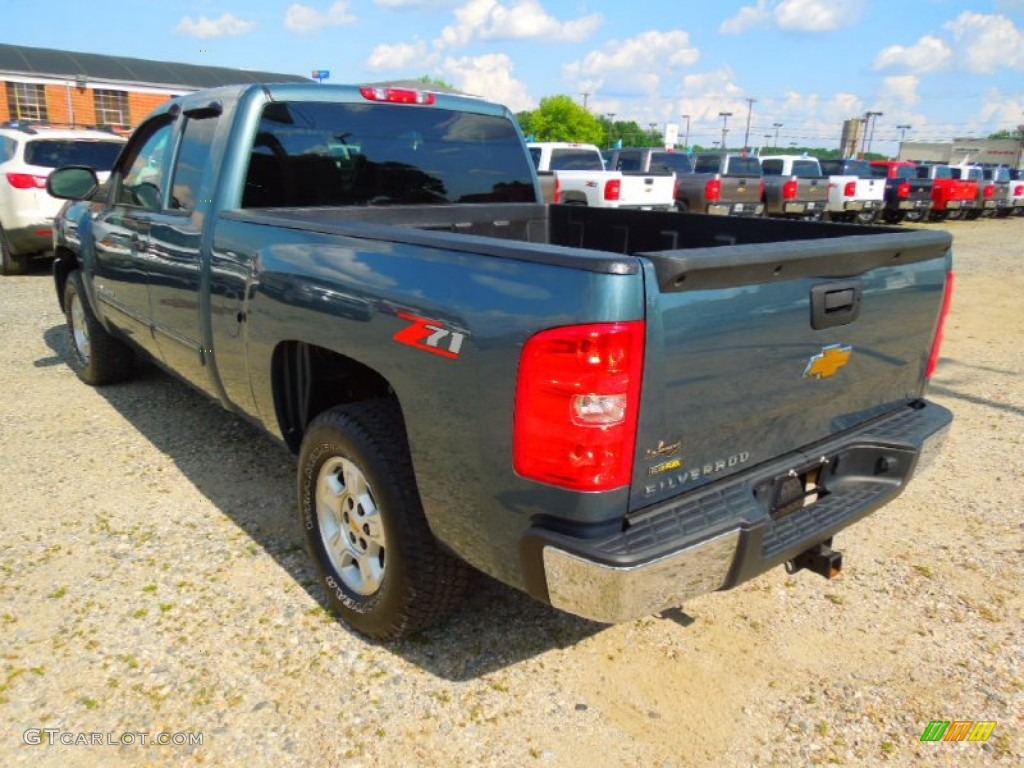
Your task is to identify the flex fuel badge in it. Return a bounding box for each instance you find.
[394,312,466,359]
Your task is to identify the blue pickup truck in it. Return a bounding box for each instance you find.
[48,83,954,639]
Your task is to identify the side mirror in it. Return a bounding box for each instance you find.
[46,166,100,200]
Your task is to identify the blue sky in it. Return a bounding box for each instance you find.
[5,0,1024,155]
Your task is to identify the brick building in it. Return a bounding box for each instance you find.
[0,43,309,134]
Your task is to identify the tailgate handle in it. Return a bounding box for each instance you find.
[811,281,862,329]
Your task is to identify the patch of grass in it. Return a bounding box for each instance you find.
[81,697,98,710]
[825,593,845,605]
[817,721,830,736]
[142,584,158,593]
[880,741,895,755]
[47,587,67,599]
[912,564,933,579]
[132,608,148,619]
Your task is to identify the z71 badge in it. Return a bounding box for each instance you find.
[394,312,466,359]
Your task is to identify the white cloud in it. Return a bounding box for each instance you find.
[438,0,601,48]
[879,75,921,105]
[720,0,866,35]
[944,11,1024,73]
[873,34,953,73]
[441,54,534,111]
[285,2,357,34]
[175,13,256,38]
[719,0,771,34]
[563,30,700,99]
[367,40,436,71]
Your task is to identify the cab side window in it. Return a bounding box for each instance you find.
[115,120,174,210]
[169,115,218,212]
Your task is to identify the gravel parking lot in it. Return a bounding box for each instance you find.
[1,218,1021,767]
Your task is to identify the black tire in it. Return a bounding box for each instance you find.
[945,208,964,221]
[882,210,906,224]
[63,271,135,385]
[675,199,689,213]
[904,209,925,223]
[298,400,468,640]
[854,210,879,224]
[0,225,30,276]
[964,209,982,220]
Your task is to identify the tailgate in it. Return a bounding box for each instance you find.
[721,176,761,205]
[630,228,952,510]
[620,172,676,207]
[802,178,828,202]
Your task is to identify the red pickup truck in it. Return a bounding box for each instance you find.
[915,164,978,221]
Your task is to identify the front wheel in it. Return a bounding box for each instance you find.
[63,271,134,385]
[298,401,469,640]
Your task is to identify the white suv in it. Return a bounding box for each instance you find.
[0,124,124,274]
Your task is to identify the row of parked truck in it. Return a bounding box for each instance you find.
[529,141,1024,224]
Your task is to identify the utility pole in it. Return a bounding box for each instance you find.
[773,122,782,148]
[743,98,757,151]
[719,111,732,151]
[580,91,590,110]
[681,114,690,149]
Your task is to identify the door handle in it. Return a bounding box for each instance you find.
[810,281,863,329]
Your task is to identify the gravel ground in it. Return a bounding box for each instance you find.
[1,218,1021,767]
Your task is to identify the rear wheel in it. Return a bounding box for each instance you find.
[298,401,469,640]
[63,271,135,385]
[945,208,963,221]
[0,226,30,276]
[904,209,926,222]
[882,210,906,224]
[675,199,689,213]
[854,210,879,224]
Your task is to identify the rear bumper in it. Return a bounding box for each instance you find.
[525,399,952,623]
[706,202,764,216]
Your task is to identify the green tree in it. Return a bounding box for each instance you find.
[521,95,605,144]
[988,126,1024,140]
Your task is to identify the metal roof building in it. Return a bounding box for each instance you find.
[0,43,309,131]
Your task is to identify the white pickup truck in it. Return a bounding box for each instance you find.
[818,158,886,224]
[528,142,675,210]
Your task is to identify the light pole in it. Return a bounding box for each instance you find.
[763,134,772,154]
[606,113,616,147]
[719,111,732,150]
[649,122,659,146]
[773,122,782,148]
[863,111,883,155]
[743,98,757,151]
[580,91,590,110]
[681,114,690,149]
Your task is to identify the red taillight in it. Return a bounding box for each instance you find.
[926,271,954,380]
[604,178,621,201]
[553,175,562,204]
[358,86,435,105]
[782,179,798,199]
[705,178,721,201]
[983,184,994,198]
[6,172,47,189]
[759,179,766,198]
[1013,184,1024,196]
[514,321,645,491]
[844,181,857,197]
[897,182,911,199]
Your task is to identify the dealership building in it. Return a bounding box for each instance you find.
[898,138,1024,168]
[0,43,308,133]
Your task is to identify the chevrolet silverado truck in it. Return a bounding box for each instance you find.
[981,166,1013,218]
[603,147,694,211]
[48,82,954,640]
[947,165,996,220]
[1009,169,1024,216]
[870,160,933,224]
[675,152,764,215]
[528,141,675,210]
[760,155,828,219]
[817,158,885,224]
[915,164,978,222]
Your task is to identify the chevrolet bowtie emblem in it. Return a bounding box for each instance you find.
[804,344,852,379]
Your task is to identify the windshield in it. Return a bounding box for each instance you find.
[243,101,536,207]
[724,156,761,175]
[25,139,123,170]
